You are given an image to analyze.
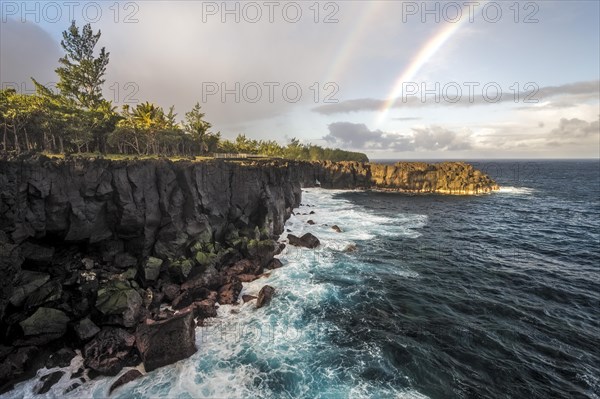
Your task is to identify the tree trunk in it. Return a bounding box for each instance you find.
[13,125,20,153]
[24,127,31,151]
[59,136,64,154]
[3,124,7,151]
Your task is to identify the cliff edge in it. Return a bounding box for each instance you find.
[0,156,498,393]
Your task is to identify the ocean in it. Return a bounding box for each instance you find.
[9,160,600,399]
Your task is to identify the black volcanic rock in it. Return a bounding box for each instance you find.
[9,271,49,308]
[288,233,320,249]
[0,158,303,267]
[95,280,142,328]
[217,279,243,305]
[23,280,62,309]
[45,348,75,368]
[135,310,196,372]
[0,238,23,318]
[74,318,101,342]
[84,328,136,376]
[35,370,64,394]
[192,299,217,319]
[161,283,181,302]
[19,242,54,265]
[114,253,137,269]
[0,346,39,393]
[20,307,69,337]
[256,285,275,309]
[267,258,283,269]
[109,369,143,394]
[142,257,163,282]
[171,287,210,310]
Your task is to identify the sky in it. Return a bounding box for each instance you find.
[1,0,599,159]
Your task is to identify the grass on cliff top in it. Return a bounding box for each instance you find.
[41,152,216,162]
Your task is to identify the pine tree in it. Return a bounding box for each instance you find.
[183,103,212,154]
[56,21,109,109]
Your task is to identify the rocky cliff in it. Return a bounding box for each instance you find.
[0,155,498,393]
[295,160,499,194]
[0,156,301,392]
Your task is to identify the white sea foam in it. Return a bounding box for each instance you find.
[7,351,93,399]
[498,186,536,195]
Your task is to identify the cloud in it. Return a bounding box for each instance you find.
[550,117,600,138]
[467,116,599,152]
[314,98,384,115]
[412,126,472,151]
[537,81,600,98]
[313,80,600,115]
[324,122,472,152]
[324,117,599,155]
[0,19,62,89]
[324,122,385,148]
[394,117,422,121]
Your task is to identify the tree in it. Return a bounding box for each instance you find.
[217,139,237,153]
[284,138,307,160]
[56,21,109,109]
[131,101,167,154]
[108,102,188,155]
[109,104,147,155]
[204,131,221,153]
[183,103,213,154]
[258,140,284,157]
[88,100,120,153]
[0,89,12,151]
[0,89,43,153]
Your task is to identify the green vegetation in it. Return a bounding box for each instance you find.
[216,135,368,162]
[0,21,367,162]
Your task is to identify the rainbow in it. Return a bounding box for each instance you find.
[324,2,383,84]
[375,2,485,127]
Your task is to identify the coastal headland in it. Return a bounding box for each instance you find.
[0,155,498,394]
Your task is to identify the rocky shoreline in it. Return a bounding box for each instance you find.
[0,155,498,395]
